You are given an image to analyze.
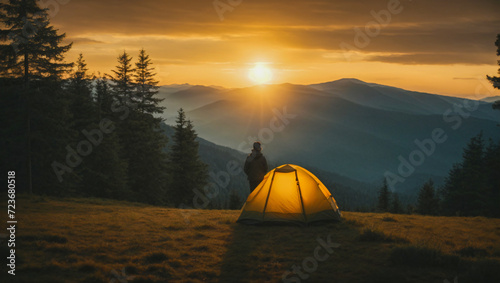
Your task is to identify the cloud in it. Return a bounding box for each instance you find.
[50,0,500,66]
[453,77,479,80]
[68,37,105,45]
[270,20,499,56]
[366,52,495,65]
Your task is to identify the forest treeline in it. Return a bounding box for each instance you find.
[377,133,500,218]
[0,0,207,206]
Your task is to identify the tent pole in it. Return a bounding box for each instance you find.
[296,171,307,223]
[262,171,276,221]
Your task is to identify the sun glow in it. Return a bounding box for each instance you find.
[248,63,274,85]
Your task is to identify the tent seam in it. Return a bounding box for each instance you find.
[262,170,277,221]
[296,170,308,224]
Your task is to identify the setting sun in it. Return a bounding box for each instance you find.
[248,63,274,85]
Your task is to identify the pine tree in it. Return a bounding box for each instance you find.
[406,204,416,215]
[441,163,463,215]
[134,48,164,115]
[168,109,208,206]
[442,133,487,216]
[442,135,500,218]
[80,129,130,200]
[92,77,130,198]
[390,193,403,214]
[30,79,75,195]
[1,0,73,195]
[416,179,439,215]
[461,132,487,215]
[484,139,500,217]
[64,55,130,199]
[0,81,32,193]
[125,115,169,204]
[63,53,95,195]
[108,51,135,110]
[107,50,169,204]
[229,191,243,210]
[377,178,391,212]
[0,0,72,87]
[95,76,107,120]
[486,34,500,110]
[67,53,94,130]
[487,34,500,91]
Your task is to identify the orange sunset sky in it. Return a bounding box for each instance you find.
[49,0,500,99]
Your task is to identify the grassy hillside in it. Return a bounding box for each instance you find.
[2,195,500,283]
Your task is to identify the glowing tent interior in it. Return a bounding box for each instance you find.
[237,164,342,225]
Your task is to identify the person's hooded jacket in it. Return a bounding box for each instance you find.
[244,149,268,183]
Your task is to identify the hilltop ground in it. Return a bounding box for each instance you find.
[1,195,500,283]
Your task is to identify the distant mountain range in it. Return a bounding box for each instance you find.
[157,79,500,199]
[161,123,377,210]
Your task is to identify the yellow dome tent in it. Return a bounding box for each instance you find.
[237,164,342,224]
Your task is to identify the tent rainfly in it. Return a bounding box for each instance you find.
[237,164,342,225]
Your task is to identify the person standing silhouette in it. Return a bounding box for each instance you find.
[244,142,268,193]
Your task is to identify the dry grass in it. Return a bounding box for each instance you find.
[1,195,499,282]
[346,212,500,254]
